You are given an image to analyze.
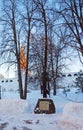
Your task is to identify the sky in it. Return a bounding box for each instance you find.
[64,56,83,73]
[0,65,15,78]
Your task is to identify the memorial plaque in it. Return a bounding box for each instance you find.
[39,101,49,110]
[34,98,55,114]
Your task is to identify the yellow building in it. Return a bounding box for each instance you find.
[20,44,26,70]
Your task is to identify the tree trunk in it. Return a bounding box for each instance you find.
[42,7,48,98]
[82,87,83,93]
[53,80,56,95]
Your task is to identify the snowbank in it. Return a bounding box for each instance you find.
[0,99,27,115]
[61,102,83,129]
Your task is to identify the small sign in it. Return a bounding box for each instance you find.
[39,101,49,110]
[34,99,55,114]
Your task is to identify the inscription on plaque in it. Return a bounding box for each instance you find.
[39,101,49,110]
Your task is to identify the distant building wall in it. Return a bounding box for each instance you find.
[0,78,19,91]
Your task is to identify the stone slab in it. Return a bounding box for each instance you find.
[34,98,55,114]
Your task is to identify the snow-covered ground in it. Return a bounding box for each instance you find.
[0,73,82,130]
[0,86,83,130]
